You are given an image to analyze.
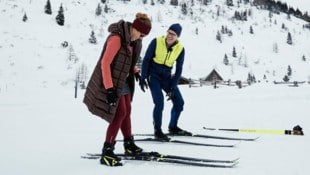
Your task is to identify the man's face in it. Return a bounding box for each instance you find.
[166,30,178,45]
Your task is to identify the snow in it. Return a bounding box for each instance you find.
[1,0,310,175]
[1,84,310,174]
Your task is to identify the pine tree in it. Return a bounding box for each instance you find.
[252,74,256,83]
[56,4,64,26]
[242,10,247,21]
[216,30,222,43]
[45,0,52,15]
[22,13,28,22]
[104,4,109,13]
[221,25,226,34]
[89,30,97,44]
[249,25,254,34]
[287,32,292,45]
[159,0,165,4]
[181,3,187,15]
[101,0,106,3]
[226,0,233,6]
[232,46,237,57]
[268,11,273,19]
[281,23,286,30]
[234,11,241,20]
[247,73,253,85]
[95,3,102,16]
[302,55,306,61]
[170,0,178,6]
[216,6,220,17]
[227,30,233,36]
[287,65,292,77]
[223,54,229,65]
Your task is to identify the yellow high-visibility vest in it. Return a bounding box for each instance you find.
[153,36,183,67]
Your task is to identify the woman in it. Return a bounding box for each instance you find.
[83,12,151,166]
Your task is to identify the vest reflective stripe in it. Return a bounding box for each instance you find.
[153,36,183,67]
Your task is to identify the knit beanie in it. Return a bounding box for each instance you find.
[168,23,182,37]
[132,18,151,35]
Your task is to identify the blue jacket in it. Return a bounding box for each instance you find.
[141,38,185,89]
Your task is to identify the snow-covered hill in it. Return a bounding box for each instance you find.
[1,0,310,93]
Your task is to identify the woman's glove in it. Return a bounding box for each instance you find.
[106,88,117,106]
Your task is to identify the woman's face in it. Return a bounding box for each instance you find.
[131,27,145,41]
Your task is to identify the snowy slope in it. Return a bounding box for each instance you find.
[1,0,310,175]
[1,0,310,91]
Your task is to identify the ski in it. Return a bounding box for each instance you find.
[190,133,259,141]
[134,133,259,141]
[85,152,239,164]
[120,137,237,147]
[82,152,238,168]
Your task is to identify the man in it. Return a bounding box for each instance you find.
[140,23,191,141]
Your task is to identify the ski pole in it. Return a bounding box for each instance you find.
[203,125,304,135]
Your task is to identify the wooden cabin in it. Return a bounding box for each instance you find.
[202,69,224,82]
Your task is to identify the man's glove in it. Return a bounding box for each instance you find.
[106,88,117,106]
[135,72,148,92]
[134,72,141,82]
[139,79,148,92]
[166,89,174,101]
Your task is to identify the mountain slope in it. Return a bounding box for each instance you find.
[1,0,310,93]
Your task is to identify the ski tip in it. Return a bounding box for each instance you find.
[250,136,260,141]
[208,161,239,168]
[81,155,99,160]
[203,127,216,130]
[233,157,240,163]
[231,161,239,168]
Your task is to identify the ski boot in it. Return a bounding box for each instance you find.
[100,142,122,166]
[168,126,192,136]
[124,136,143,155]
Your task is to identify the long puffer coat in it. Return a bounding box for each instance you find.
[83,20,142,123]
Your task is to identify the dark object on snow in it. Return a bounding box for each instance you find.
[292,125,304,135]
[61,41,68,48]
